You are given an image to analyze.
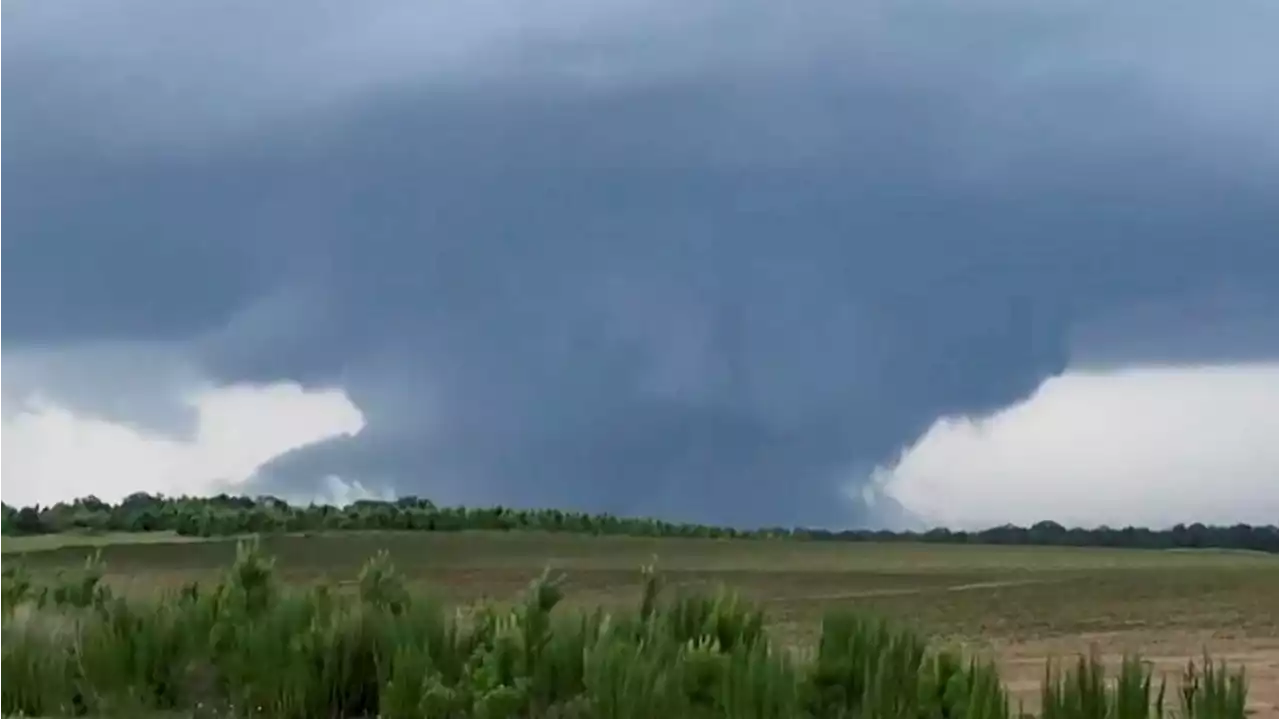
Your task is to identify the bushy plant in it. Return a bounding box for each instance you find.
[0,547,1252,719]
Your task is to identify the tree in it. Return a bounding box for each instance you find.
[14,506,48,535]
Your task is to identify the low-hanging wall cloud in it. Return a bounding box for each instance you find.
[3,0,1275,527]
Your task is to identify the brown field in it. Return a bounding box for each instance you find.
[6,531,1277,716]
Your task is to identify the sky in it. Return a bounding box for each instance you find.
[2,0,1276,529]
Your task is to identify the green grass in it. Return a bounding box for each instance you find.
[0,538,1259,718]
[1,530,219,554]
[10,529,1274,570]
[7,531,1274,639]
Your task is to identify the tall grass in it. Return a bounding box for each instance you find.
[0,540,1249,718]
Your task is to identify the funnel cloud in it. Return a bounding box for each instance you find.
[3,0,1276,527]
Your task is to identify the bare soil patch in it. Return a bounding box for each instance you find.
[990,632,1279,718]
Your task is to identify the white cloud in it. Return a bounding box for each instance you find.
[311,475,398,508]
[1,382,367,508]
[878,363,1279,529]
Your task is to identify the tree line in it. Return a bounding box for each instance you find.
[2,493,1275,553]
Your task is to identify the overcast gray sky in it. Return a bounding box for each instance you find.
[2,0,1276,528]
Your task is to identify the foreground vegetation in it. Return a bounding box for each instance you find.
[4,494,1276,553]
[0,541,1252,718]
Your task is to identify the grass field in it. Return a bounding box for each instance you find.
[4,530,1277,716]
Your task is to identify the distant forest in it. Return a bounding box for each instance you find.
[2,494,1276,554]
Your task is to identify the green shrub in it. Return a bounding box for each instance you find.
[0,542,1252,719]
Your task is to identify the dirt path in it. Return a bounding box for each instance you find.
[769,578,1063,603]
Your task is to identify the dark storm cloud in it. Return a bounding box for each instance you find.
[3,0,1276,526]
